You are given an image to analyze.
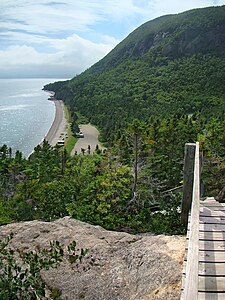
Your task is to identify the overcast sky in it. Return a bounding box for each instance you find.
[0,0,224,79]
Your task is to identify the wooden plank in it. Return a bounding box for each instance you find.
[200,216,225,224]
[204,197,216,201]
[199,262,225,276]
[200,200,225,206]
[187,230,225,240]
[201,201,218,205]
[199,231,225,241]
[200,203,225,207]
[199,276,225,292]
[198,292,225,300]
[183,261,225,276]
[201,201,219,206]
[199,240,225,251]
[200,207,225,211]
[199,250,225,262]
[200,201,219,206]
[199,207,225,217]
[183,142,199,300]
[200,207,225,212]
[199,223,225,231]
[200,209,225,217]
[200,214,225,219]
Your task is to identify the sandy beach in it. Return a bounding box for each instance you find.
[44,99,67,146]
[43,94,104,154]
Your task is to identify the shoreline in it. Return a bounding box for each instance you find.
[43,92,68,146]
[42,91,105,156]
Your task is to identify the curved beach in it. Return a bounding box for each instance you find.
[44,99,67,146]
[43,96,104,154]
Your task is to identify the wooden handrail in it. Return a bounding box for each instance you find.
[183,142,200,300]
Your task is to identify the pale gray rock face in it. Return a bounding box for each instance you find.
[0,217,185,300]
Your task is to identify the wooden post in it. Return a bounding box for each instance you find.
[181,143,196,225]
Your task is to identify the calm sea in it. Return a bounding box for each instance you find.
[0,78,63,157]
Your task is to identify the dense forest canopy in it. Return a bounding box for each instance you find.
[1,5,225,235]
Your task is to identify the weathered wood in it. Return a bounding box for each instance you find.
[183,142,200,300]
[183,261,225,276]
[200,203,225,207]
[199,250,225,262]
[181,149,225,299]
[187,230,225,240]
[198,292,225,300]
[199,223,225,231]
[182,154,225,299]
[201,197,216,202]
[200,209,225,217]
[200,207,225,211]
[199,231,225,241]
[199,276,225,292]
[181,143,196,225]
[198,262,225,276]
[199,240,225,251]
[200,216,225,224]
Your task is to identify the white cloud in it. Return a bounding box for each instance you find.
[150,0,219,16]
[0,34,116,78]
[1,0,225,78]
[0,0,141,35]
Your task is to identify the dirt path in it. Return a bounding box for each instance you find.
[71,124,105,155]
[44,100,67,146]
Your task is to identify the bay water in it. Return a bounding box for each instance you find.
[0,78,63,157]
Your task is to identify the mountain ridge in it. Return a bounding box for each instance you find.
[44,5,225,141]
[88,5,225,74]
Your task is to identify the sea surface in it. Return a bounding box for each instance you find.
[0,78,63,157]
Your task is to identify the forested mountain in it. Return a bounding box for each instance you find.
[45,5,225,142]
[1,5,225,237]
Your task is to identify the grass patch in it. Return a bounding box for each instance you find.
[64,105,77,155]
[65,135,77,155]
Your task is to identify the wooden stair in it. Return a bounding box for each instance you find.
[182,197,225,299]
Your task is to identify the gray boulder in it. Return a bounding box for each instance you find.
[0,217,185,300]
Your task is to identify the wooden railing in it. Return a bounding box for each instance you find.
[181,142,200,300]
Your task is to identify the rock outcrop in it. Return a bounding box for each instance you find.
[0,217,185,300]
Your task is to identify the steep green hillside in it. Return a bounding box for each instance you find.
[90,5,225,73]
[45,5,225,141]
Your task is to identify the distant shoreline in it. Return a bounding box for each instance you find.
[43,91,68,146]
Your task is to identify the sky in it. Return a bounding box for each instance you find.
[0,0,225,79]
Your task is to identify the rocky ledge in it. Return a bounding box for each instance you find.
[0,217,185,300]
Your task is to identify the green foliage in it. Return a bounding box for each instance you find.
[0,114,207,235]
[46,54,225,143]
[148,194,186,235]
[67,241,89,264]
[0,234,88,300]
[66,162,133,230]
